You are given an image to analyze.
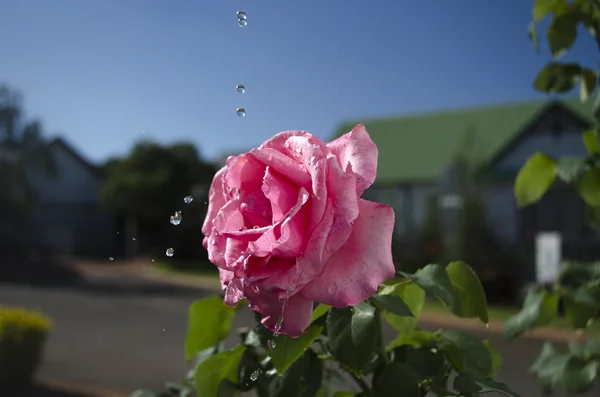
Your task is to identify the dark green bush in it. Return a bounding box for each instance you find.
[0,306,52,391]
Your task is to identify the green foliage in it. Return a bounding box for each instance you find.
[514,152,556,207]
[193,345,246,397]
[269,325,323,374]
[0,306,52,391]
[185,296,237,360]
[504,289,559,340]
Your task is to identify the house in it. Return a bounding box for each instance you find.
[23,137,118,258]
[333,98,596,282]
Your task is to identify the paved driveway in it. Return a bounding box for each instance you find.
[0,276,598,397]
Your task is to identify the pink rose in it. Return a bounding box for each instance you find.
[202,124,395,337]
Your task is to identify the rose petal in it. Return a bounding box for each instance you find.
[262,167,300,222]
[202,167,227,236]
[299,199,395,307]
[224,154,266,194]
[246,290,314,337]
[327,124,378,195]
[249,147,312,188]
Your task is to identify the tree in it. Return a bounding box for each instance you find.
[100,140,217,258]
[0,85,56,245]
[508,1,600,395]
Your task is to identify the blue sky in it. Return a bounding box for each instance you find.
[0,0,596,164]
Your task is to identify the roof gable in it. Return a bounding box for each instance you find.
[333,98,594,184]
[49,137,104,180]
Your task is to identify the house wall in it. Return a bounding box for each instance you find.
[25,142,117,257]
[488,109,589,244]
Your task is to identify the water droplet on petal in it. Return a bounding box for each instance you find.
[229,187,241,200]
[250,370,260,381]
[170,211,183,226]
[252,225,260,229]
[236,108,246,117]
[236,85,245,94]
[267,339,276,349]
[166,248,175,257]
[184,195,193,204]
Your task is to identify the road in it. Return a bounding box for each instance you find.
[0,276,598,397]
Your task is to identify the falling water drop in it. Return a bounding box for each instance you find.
[236,11,247,27]
[109,257,114,261]
[267,339,276,349]
[132,237,136,241]
[184,195,193,204]
[170,211,183,226]
[236,108,246,117]
[166,248,175,257]
[236,84,245,94]
[485,323,490,332]
[250,370,260,381]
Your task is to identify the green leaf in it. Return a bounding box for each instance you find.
[555,156,586,182]
[533,62,582,94]
[530,342,570,395]
[547,9,581,57]
[382,282,425,333]
[586,205,600,230]
[269,349,323,397]
[483,340,503,378]
[438,330,492,377]
[327,303,377,376]
[373,362,422,397]
[504,290,558,340]
[584,335,600,358]
[533,0,568,21]
[331,392,354,397]
[514,152,556,207]
[269,325,323,374]
[402,347,446,379]
[399,264,453,307]
[594,92,600,125]
[185,297,236,360]
[563,289,599,329]
[454,374,522,397]
[528,22,540,52]
[371,294,414,317]
[387,330,438,350]
[310,304,331,324]
[577,168,600,206]
[580,68,597,102]
[563,357,599,394]
[193,345,246,397]
[446,261,489,324]
[582,129,600,153]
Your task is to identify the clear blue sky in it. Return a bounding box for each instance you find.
[0,0,596,164]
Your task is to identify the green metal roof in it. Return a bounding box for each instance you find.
[333,98,594,184]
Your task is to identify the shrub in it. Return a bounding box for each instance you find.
[0,306,52,391]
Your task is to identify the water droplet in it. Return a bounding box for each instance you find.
[162,328,165,332]
[166,248,175,257]
[151,259,155,262]
[184,195,193,204]
[132,237,136,241]
[116,231,120,235]
[236,108,246,117]
[250,370,260,381]
[170,211,183,226]
[236,85,245,94]
[109,257,114,261]
[267,339,276,349]
[229,187,241,200]
[273,317,284,338]
[485,323,490,332]
[252,225,260,229]
[236,11,247,27]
